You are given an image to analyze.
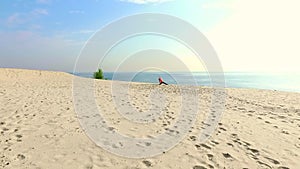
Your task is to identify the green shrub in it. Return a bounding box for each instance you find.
[93,69,104,79]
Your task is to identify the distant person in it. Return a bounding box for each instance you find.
[158,77,168,85]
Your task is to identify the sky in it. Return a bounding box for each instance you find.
[0,0,300,72]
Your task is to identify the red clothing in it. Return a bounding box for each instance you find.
[159,77,163,83]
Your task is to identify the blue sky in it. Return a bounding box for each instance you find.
[0,0,228,33]
[1,0,299,72]
[0,0,230,72]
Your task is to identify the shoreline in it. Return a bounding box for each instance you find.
[70,71,300,94]
[0,67,300,94]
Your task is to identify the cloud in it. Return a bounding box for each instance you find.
[121,0,172,4]
[29,24,42,30]
[69,10,85,14]
[6,9,48,26]
[32,9,49,15]
[7,13,23,25]
[73,30,97,34]
[36,0,51,4]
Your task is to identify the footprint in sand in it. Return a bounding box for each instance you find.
[2,128,9,132]
[248,148,259,155]
[142,160,152,167]
[211,140,219,145]
[257,161,272,169]
[242,141,251,146]
[222,153,233,159]
[227,143,234,147]
[264,156,280,165]
[15,134,22,139]
[193,165,207,169]
[231,133,238,137]
[199,144,211,150]
[233,139,242,145]
[17,154,25,160]
[189,136,197,141]
[277,166,289,169]
[207,154,213,160]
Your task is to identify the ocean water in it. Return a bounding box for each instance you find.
[73,72,300,93]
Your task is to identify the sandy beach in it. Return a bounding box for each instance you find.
[0,68,299,169]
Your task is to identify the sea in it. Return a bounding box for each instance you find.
[72,72,300,93]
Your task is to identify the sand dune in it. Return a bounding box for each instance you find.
[0,68,299,169]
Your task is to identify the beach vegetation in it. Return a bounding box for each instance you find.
[93,68,104,79]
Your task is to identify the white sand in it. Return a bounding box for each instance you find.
[0,68,299,169]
